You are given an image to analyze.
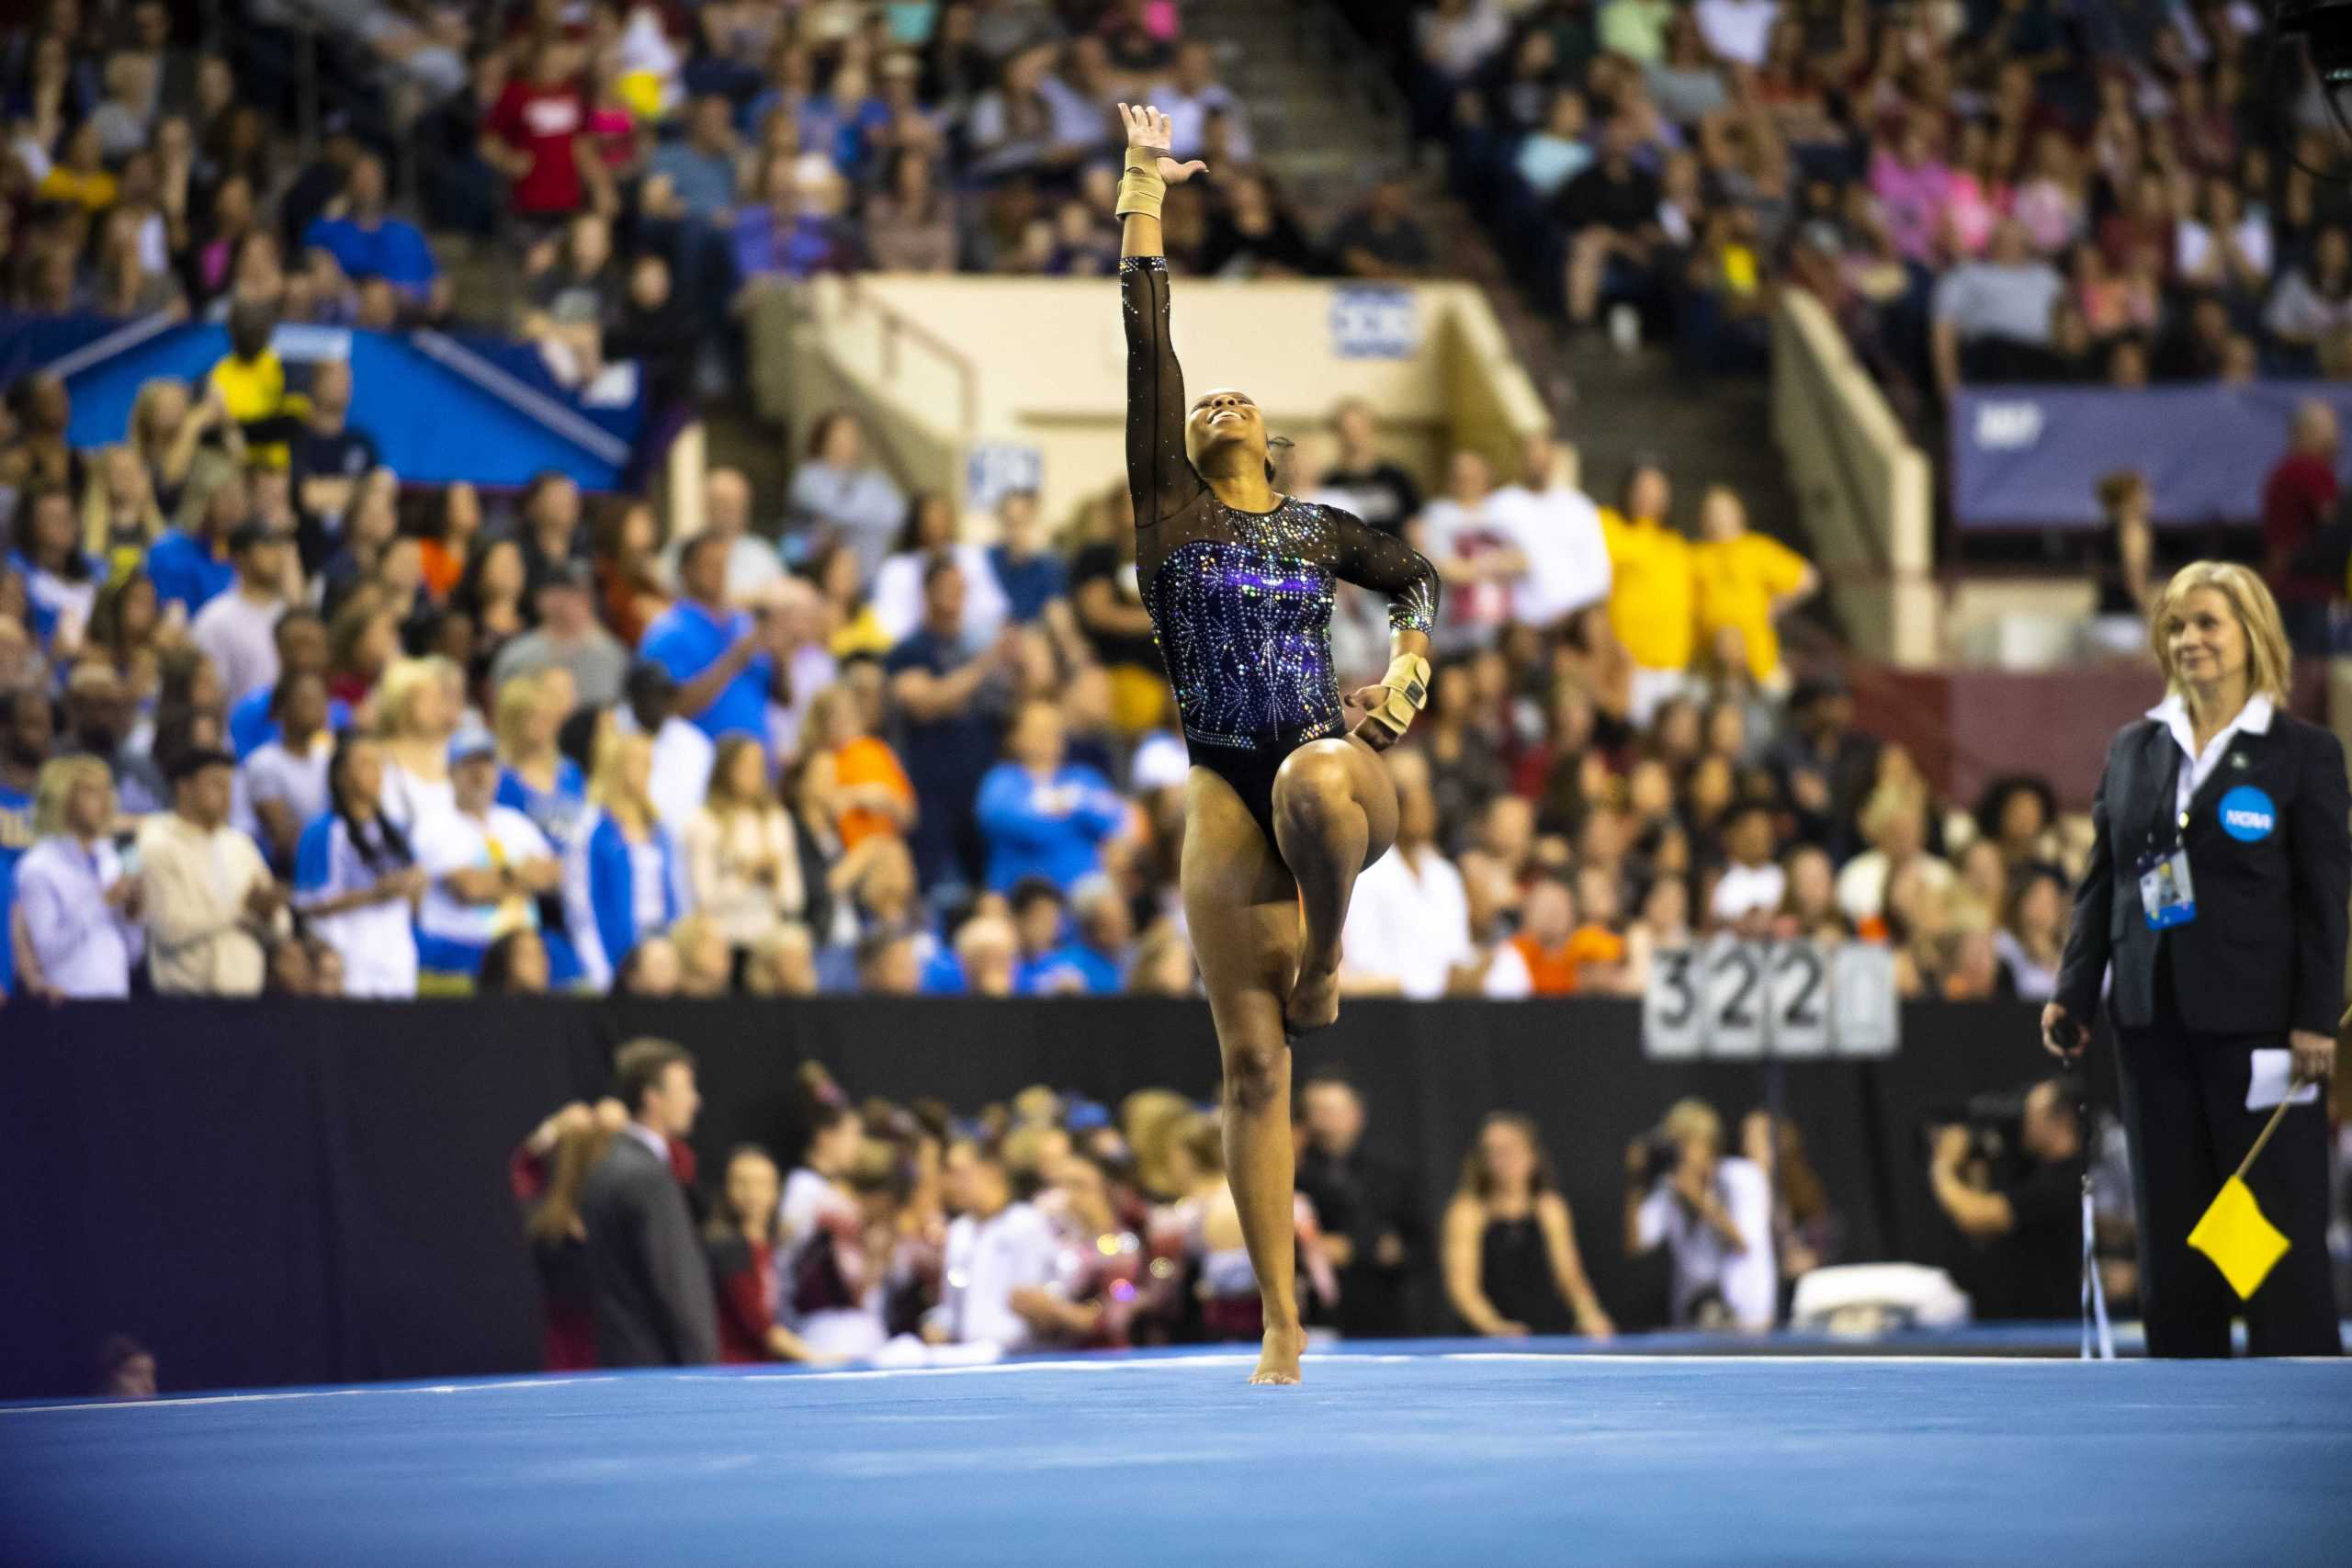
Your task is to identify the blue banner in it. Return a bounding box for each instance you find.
[1950,382,2352,529]
[2,313,642,491]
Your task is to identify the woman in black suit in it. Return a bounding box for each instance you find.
[2045,561,2345,1357]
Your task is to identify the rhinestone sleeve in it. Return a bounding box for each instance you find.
[1121,256,1206,527]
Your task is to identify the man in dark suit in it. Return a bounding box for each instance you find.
[580,1038,720,1367]
[1295,1070,1425,1337]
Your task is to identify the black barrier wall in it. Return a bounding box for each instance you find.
[0,998,2098,1398]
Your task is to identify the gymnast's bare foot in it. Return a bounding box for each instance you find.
[1284,963,1340,1036]
[1250,1320,1306,1385]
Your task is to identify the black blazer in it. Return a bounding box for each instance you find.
[2055,705,2348,1037]
[578,1134,721,1368]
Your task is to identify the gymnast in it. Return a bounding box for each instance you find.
[1114,102,1442,1384]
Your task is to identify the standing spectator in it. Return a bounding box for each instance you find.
[2260,401,2343,654]
[1295,1071,1425,1339]
[190,523,290,706]
[412,728,562,987]
[1767,674,1880,858]
[1490,434,1612,633]
[485,37,598,230]
[662,468,783,609]
[493,669,589,853]
[1325,400,1423,538]
[803,678,916,855]
[871,493,1011,648]
[0,688,42,998]
[512,472,593,602]
[625,660,716,838]
[82,445,171,581]
[887,560,1016,891]
[1690,487,1815,694]
[925,1140,1064,1352]
[136,745,285,996]
[685,734,806,964]
[492,560,629,710]
[293,732,424,999]
[1444,1112,1614,1338]
[976,699,1125,893]
[374,657,460,832]
[1419,450,1534,653]
[1340,752,1496,998]
[1600,462,1695,725]
[9,757,141,999]
[1067,501,1163,735]
[8,485,99,659]
[985,490,1074,642]
[1623,1099,1776,1330]
[580,1038,719,1367]
[564,728,686,993]
[1329,177,1434,279]
[143,471,243,618]
[787,412,906,579]
[243,670,334,873]
[228,610,349,759]
[639,531,778,746]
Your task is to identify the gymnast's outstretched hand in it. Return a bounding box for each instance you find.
[1117,102,1208,184]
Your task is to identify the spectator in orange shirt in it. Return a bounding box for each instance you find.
[1567,863,1634,994]
[804,679,914,851]
[1505,876,1585,995]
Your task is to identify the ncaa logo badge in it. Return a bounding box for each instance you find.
[2218,785,2276,843]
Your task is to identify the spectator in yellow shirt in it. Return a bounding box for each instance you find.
[1690,485,1816,693]
[1597,461,1695,724]
[206,301,311,471]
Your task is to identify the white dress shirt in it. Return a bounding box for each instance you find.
[13,834,141,996]
[932,1201,1064,1351]
[1341,844,1475,999]
[2148,692,2274,817]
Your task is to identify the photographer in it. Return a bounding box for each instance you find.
[1926,1080,2082,1321]
[1623,1100,1776,1330]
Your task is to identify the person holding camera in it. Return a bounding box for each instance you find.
[1623,1100,1776,1330]
[2045,561,2345,1357]
[1926,1081,2083,1320]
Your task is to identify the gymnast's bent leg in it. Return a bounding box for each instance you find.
[1273,736,1400,1035]
[1183,762,1313,1384]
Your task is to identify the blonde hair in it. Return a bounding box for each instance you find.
[589,726,657,829]
[1660,1098,1724,1152]
[2148,560,2292,704]
[31,756,114,838]
[493,670,547,760]
[374,656,459,739]
[705,734,769,815]
[81,445,164,561]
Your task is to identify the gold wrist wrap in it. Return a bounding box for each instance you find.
[1366,653,1431,739]
[1115,143,1167,220]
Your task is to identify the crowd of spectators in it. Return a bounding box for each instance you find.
[2,321,2086,1012]
[518,1050,1860,1368]
[1394,0,2349,409]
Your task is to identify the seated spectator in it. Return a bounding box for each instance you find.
[595,498,673,649]
[522,213,622,387]
[492,668,587,848]
[1708,802,1785,928]
[229,609,346,759]
[1199,171,1323,278]
[1690,486,1815,694]
[1623,1098,1775,1330]
[668,912,734,998]
[1558,120,1662,328]
[949,910,1021,996]
[1329,178,1433,280]
[685,734,806,963]
[1420,0,1513,83]
[1771,843,1846,944]
[1341,752,1500,998]
[1517,88,1595,199]
[451,536,529,682]
[887,559,1017,891]
[190,522,293,707]
[293,731,424,1000]
[243,669,334,873]
[1930,220,2065,393]
[1497,875,1587,996]
[488,560,628,712]
[661,468,783,611]
[1006,875,1088,996]
[81,445,171,582]
[2152,291,2235,383]
[565,728,686,993]
[639,531,781,746]
[9,757,141,999]
[145,473,244,619]
[985,488,1076,641]
[855,926,922,994]
[649,95,742,221]
[413,728,561,989]
[976,699,1125,893]
[1068,498,1163,734]
[479,927,553,996]
[1444,1111,1613,1338]
[744,920,821,997]
[7,483,100,659]
[732,157,859,285]
[1992,862,2068,1001]
[871,492,1011,647]
[1052,877,1135,996]
[0,373,84,499]
[301,152,444,317]
[2263,227,2352,358]
[137,744,285,995]
[787,412,906,581]
[924,1140,1065,1352]
[1835,780,1954,926]
[865,147,960,274]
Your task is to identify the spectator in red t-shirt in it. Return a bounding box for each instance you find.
[704,1144,838,1365]
[2261,400,2344,650]
[484,38,603,226]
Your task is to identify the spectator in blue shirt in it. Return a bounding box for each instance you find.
[638,531,778,745]
[975,699,1125,893]
[228,609,350,758]
[986,488,1072,627]
[562,728,687,992]
[647,95,742,220]
[884,558,1017,891]
[1007,876,1088,995]
[302,153,446,316]
[1049,877,1135,996]
[145,471,246,618]
[733,158,859,282]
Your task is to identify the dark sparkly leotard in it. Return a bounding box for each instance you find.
[1121,255,1441,854]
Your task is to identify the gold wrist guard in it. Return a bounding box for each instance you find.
[1366,653,1431,739]
[1115,143,1167,220]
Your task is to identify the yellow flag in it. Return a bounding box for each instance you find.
[2187,1177,2290,1300]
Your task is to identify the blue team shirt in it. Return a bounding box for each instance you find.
[302,214,439,295]
[144,529,238,617]
[987,547,1067,624]
[639,601,772,742]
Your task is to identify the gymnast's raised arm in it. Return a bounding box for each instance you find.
[1116,102,1209,526]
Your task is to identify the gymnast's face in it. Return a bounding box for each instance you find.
[1185,388,1268,470]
